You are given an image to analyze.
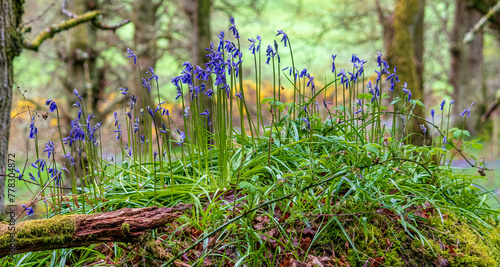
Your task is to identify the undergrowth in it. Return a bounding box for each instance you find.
[4,17,499,266]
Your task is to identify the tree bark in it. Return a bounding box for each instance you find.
[184,0,213,137]
[0,0,25,216]
[0,204,192,257]
[385,0,427,145]
[450,0,484,134]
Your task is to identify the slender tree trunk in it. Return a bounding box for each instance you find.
[0,0,25,215]
[450,0,484,134]
[131,0,159,108]
[385,0,427,145]
[184,0,212,136]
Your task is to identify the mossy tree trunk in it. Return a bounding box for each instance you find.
[0,0,25,216]
[184,0,213,138]
[384,0,427,146]
[450,0,485,135]
[0,204,192,258]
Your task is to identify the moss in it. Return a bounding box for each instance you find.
[121,223,131,235]
[0,214,80,247]
[312,212,500,266]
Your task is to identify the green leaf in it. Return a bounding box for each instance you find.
[471,142,483,150]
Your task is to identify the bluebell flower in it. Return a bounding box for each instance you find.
[45,99,57,112]
[28,172,37,182]
[420,124,427,134]
[114,112,118,126]
[307,76,315,92]
[460,108,467,117]
[114,124,122,139]
[176,130,186,146]
[449,100,455,106]
[63,152,75,165]
[376,51,383,67]
[337,69,349,88]
[14,167,22,180]
[183,107,190,118]
[431,109,435,119]
[146,67,158,83]
[276,30,288,47]
[300,68,308,78]
[140,134,145,143]
[323,99,331,109]
[200,109,212,125]
[302,117,310,129]
[265,45,275,65]
[29,115,37,139]
[142,78,151,94]
[133,117,139,133]
[73,89,83,100]
[440,100,446,110]
[147,106,155,118]
[120,87,128,95]
[43,141,55,159]
[248,37,258,54]
[442,136,447,149]
[22,205,34,216]
[402,82,411,101]
[125,112,132,120]
[127,48,137,64]
[331,54,337,73]
[229,17,239,39]
[235,92,243,100]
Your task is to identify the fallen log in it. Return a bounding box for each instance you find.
[0,204,192,258]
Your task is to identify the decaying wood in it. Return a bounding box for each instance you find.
[0,204,192,258]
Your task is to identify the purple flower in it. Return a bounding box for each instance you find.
[449,100,455,106]
[229,17,239,39]
[28,172,37,182]
[140,134,145,143]
[176,130,186,146]
[200,109,212,125]
[146,67,159,83]
[45,99,57,112]
[460,108,467,117]
[22,205,34,216]
[29,115,37,139]
[265,45,275,65]
[431,109,435,118]
[183,107,189,118]
[302,117,310,129]
[440,100,446,110]
[323,99,331,109]
[43,141,55,159]
[248,36,261,54]
[276,30,288,47]
[127,48,137,64]
[134,117,139,133]
[114,124,122,139]
[331,54,337,73]
[73,89,83,100]
[235,92,243,100]
[142,78,151,94]
[120,87,128,95]
[14,167,22,180]
[147,106,155,118]
[63,152,75,165]
[420,124,427,134]
[443,136,447,149]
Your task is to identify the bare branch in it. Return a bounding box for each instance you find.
[61,0,77,18]
[23,11,101,51]
[92,19,131,30]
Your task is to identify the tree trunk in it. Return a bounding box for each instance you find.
[184,0,212,137]
[450,0,484,134]
[385,0,427,145]
[0,0,25,216]
[65,0,101,122]
[0,204,192,257]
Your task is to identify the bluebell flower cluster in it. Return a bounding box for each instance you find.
[45,99,57,112]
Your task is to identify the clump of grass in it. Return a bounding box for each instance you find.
[9,16,499,267]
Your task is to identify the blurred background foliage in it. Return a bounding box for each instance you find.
[9,0,500,198]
